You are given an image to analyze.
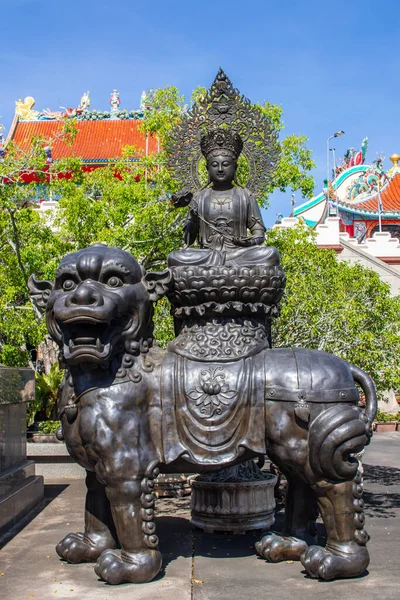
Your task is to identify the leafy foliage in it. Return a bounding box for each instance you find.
[0,122,80,366]
[36,419,61,434]
[26,392,43,428]
[34,362,64,420]
[374,410,400,422]
[259,103,315,201]
[267,223,400,396]
[0,84,316,366]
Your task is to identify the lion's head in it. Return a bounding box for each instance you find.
[29,244,160,366]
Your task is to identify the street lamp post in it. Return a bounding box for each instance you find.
[330,147,337,174]
[326,131,345,221]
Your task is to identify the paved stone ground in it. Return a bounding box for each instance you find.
[0,432,399,600]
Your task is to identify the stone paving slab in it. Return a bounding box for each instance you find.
[0,482,193,600]
[192,434,400,600]
[192,507,399,600]
[0,433,399,600]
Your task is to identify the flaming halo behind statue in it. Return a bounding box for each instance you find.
[166,68,280,202]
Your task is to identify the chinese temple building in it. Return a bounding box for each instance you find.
[0,90,158,186]
[275,139,400,294]
[293,138,400,241]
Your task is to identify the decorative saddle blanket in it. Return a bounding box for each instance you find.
[160,350,266,465]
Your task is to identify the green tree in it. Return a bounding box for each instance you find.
[1,87,397,398]
[259,102,315,200]
[173,89,315,202]
[33,362,64,422]
[0,122,79,366]
[0,85,315,364]
[266,223,400,396]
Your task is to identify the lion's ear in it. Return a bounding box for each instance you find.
[28,274,54,312]
[143,269,173,302]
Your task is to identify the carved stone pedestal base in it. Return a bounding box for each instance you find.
[191,473,277,534]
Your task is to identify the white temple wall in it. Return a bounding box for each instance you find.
[273,217,400,295]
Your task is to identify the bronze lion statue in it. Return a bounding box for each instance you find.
[29,243,376,584]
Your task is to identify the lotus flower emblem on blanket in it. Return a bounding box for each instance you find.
[188,366,238,418]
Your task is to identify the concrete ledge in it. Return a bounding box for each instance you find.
[0,474,44,536]
[27,442,85,479]
[0,460,35,497]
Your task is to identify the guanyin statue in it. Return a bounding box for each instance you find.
[168,128,279,268]
[166,69,281,269]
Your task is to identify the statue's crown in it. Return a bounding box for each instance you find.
[200,128,243,161]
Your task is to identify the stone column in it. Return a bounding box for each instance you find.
[0,366,44,536]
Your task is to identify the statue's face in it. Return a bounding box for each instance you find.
[207,154,236,187]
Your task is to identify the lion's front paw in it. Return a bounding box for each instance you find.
[301,544,369,580]
[56,532,115,564]
[94,548,162,584]
[256,532,308,562]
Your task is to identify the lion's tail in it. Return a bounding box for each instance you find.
[308,363,376,482]
[348,363,377,423]
[308,405,372,482]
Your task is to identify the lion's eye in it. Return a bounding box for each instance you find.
[62,279,76,291]
[107,276,123,288]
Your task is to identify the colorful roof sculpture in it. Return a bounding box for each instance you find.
[294,138,400,235]
[5,90,158,167]
[340,173,400,217]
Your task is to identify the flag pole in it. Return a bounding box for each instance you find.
[377,182,382,232]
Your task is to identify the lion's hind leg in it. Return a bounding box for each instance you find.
[301,405,371,580]
[256,473,318,563]
[56,470,117,564]
[301,473,369,580]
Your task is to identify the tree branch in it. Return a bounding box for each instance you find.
[7,208,27,281]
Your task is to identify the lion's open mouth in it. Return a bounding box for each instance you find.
[62,320,112,363]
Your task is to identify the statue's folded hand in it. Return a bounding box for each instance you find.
[232,236,250,247]
[233,235,264,247]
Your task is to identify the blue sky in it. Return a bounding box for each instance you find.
[1,0,400,227]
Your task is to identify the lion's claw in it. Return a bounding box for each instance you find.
[256,532,308,562]
[301,544,369,580]
[94,549,162,584]
[56,532,115,564]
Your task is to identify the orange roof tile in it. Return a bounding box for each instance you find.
[10,119,158,162]
[340,174,400,215]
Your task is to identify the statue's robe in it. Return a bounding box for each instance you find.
[168,187,279,267]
